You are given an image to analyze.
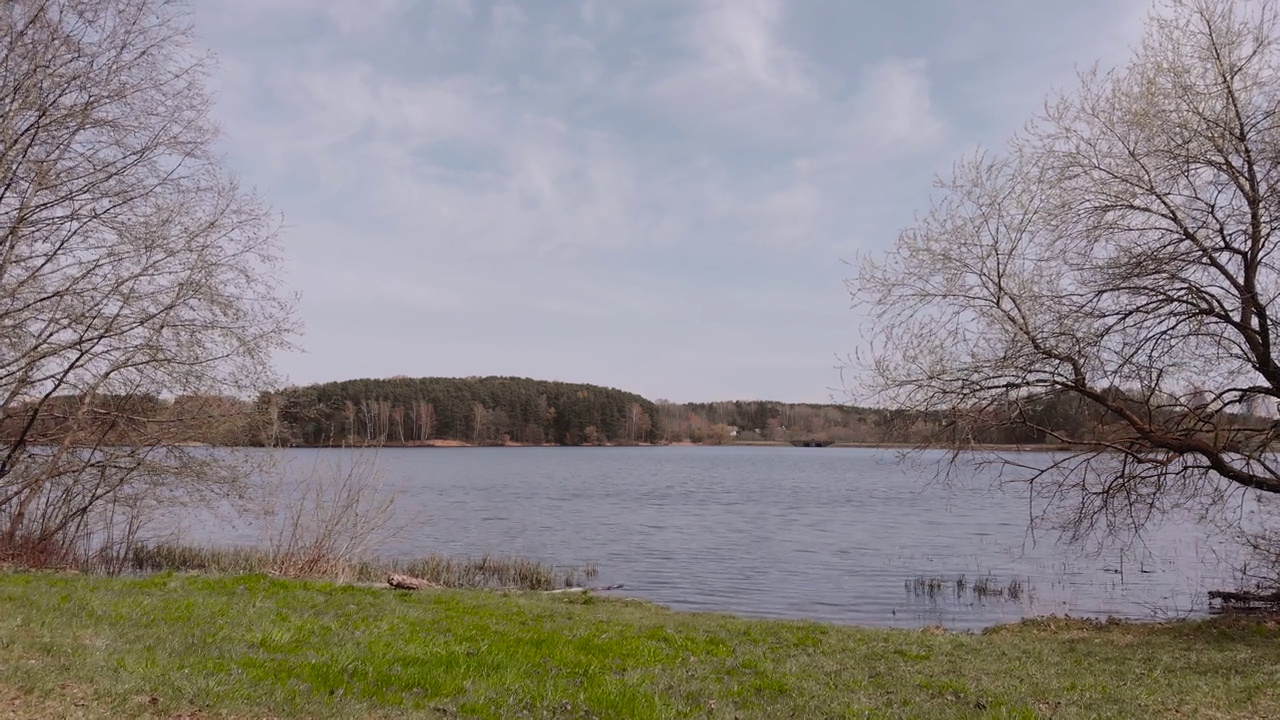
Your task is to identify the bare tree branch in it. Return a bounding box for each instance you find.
[0,0,297,565]
[851,0,1280,541]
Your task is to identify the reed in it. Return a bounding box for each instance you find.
[128,543,592,590]
[906,574,1031,603]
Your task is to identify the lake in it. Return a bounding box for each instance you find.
[172,445,1249,630]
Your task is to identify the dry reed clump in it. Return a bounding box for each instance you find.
[127,544,265,574]
[0,534,80,570]
[4,448,602,591]
[0,448,265,575]
[120,449,582,589]
[250,449,403,580]
[126,543,593,591]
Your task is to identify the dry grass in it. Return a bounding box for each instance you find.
[127,543,594,590]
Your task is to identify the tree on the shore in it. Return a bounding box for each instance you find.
[852,0,1280,542]
[0,0,296,564]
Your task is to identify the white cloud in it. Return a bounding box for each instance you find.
[299,65,484,143]
[211,0,412,37]
[323,0,411,37]
[698,0,813,96]
[307,265,467,313]
[648,0,816,140]
[848,58,945,148]
[490,2,529,46]
[758,180,820,246]
[438,0,474,18]
[237,63,648,255]
[195,0,1150,399]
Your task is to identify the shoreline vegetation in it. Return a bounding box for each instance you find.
[264,439,1083,452]
[3,374,1157,452]
[124,543,600,591]
[2,571,1278,719]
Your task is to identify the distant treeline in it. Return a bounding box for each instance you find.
[923,386,1275,448]
[655,400,895,444]
[0,392,258,448]
[262,381,912,447]
[652,388,1274,447]
[0,387,899,448]
[8,377,1258,449]
[261,376,659,446]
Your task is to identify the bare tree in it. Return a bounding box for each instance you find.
[343,400,357,441]
[416,399,435,442]
[357,399,373,441]
[0,0,296,564]
[389,403,404,444]
[471,402,488,445]
[622,402,651,444]
[255,449,404,581]
[851,0,1280,542]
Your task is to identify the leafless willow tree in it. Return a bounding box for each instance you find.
[0,0,296,565]
[852,0,1280,543]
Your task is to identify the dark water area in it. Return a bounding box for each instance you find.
[172,446,1247,629]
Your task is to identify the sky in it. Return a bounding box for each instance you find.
[191,0,1149,404]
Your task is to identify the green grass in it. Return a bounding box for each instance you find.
[1,572,1278,718]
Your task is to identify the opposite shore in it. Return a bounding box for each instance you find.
[252,439,1083,452]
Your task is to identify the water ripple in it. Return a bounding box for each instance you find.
[172,446,1244,629]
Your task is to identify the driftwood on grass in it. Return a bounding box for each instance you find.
[385,573,625,593]
[546,584,626,594]
[387,573,441,590]
[1208,589,1280,614]
[1208,589,1280,605]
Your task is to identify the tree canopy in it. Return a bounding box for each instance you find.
[0,0,295,563]
[852,0,1280,539]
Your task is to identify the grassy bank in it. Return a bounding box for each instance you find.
[2,573,1279,718]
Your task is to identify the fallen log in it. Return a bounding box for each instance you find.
[387,573,441,590]
[1208,589,1280,605]
[387,574,623,593]
[545,584,626,594]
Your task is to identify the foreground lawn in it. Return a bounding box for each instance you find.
[0,573,1278,718]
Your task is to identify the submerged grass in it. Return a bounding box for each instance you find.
[127,543,592,590]
[907,574,1030,603]
[2,571,1280,718]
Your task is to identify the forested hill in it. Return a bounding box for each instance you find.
[263,376,659,446]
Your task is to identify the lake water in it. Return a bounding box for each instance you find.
[172,446,1250,630]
